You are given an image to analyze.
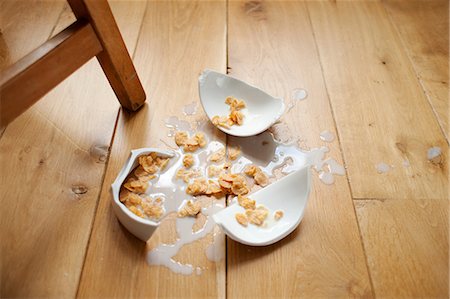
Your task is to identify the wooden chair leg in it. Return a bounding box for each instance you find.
[67,0,146,111]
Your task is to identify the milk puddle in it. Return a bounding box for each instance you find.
[144,113,347,275]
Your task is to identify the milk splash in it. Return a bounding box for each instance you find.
[229,130,345,185]
[286,88,308,113]
[147,203,224,274]
[146,111,346,275]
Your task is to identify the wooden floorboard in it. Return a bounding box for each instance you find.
[307,0,448,200]
[0,1,145,297]
[1,1,448,298]
[77,2,227,297]
[355,198,448,297]
[0,0,65,70]
[226,2,372,297]
[383,0,449,141]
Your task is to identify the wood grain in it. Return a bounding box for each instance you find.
[383,0,449,140]
[77,1,227,298]
[0,20,102,127]
[227,2,372,297]
[307,1,448,200]
[0,1,146,297]
[0,0,65,70]
[355,198,448,297]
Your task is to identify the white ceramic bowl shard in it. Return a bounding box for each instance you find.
[111,148,175,242]
[212,166,311,246]
[199,69,285,137]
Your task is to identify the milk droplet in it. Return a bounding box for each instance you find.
[183,102,198,116]
[402,159,410,168]
[319,171,334,185]
[376,162,391,174]
[291,88,308,101]
[319,130,335,142]
[427,146,441,160]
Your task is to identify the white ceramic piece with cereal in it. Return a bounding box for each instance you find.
[212,166,311,246]
[111,148,176,242]
[198,69,285,137]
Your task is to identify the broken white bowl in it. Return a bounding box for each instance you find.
[212,166,311,246]
[198,69,285,137]
[111,148,175,242]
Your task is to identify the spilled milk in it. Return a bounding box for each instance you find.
[144,115,346,275]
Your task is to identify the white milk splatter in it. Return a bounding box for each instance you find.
[205,229,225,262]
[183,102,198,116]
[402,159,410,168]
[144,114,345,276]
[427,146,442,160]
[376,162,391,174]
[147,203,224,274]
[165,116,193,137]
[285,88,308,113]
[292,88,308,101]
[229,130,345,185]
[319,171,334,185]
[319,130,335,142]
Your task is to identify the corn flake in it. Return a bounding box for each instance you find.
[175,131,188,146]
[227,146,241,161]
[235,213,249,227]
[123,177,148,193]
[178,200,201,218]
[183,154,195,168]
[274,210,284,221]
[246,206,269,226]
[186,178,208,196]
[209,148,225,163]
[237,195,256,210]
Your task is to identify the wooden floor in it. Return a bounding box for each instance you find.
[0,0,448,298]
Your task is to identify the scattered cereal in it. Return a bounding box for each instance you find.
[121,152,172,220]
[207,165,223,177]
[128,206,144,217]
[254,171,269,187]
[246,206,269,226]
[227,145,241,161]
[195,132,207,147]
[237,195,256,210]
[176,168,202,183]
[143,201,164,220]
[134,166,156,182]
[186,178,208,196]
[123,192,142,208]
[178,200,201,218]
[205,180,223,195]
[208,148,225,163]
[175,131,188,146]
[274,210,284,221]
[183,154,195,168]
[244,164,269,186]
[174,131,207,152]
[123,177,148,193]
[218,173,249,196]
[212,96,246,129]
[235,213,249,227]
[139,155,158,174]
[244,165,258,176]
[155,157,170,170]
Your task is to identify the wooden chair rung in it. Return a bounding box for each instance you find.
[0,20,102,127]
